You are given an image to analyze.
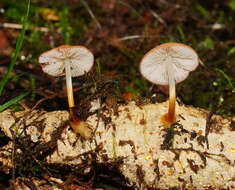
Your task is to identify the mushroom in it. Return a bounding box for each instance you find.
[39,45,94,139]
[140,42,199,126]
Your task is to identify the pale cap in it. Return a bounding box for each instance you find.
[39,45,94,77]
[140,43,199,85]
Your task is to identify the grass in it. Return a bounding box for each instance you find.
[0,92,30,112]
[0,0,30,96]
[216,68,235,92]
[0,0,31,112]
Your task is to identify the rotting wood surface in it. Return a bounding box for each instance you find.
[0,101,235,190]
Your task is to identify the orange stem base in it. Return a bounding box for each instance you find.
[160,110,176,127]
[160,112,176,127]
[68,107,92,139]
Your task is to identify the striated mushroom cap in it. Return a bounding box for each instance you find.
[140,42,199,85]
[39,45,94,77]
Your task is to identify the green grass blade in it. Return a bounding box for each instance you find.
[0,91,30,112]
[59,7,72,44]
[216,68,235,90]
[0,0,30,96]
[228,46,235,55]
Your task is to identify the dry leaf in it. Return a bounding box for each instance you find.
[39,8,59,21]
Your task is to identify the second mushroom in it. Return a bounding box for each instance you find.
[140,42,199,126]
[39,45,94,139]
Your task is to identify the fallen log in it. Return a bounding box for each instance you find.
[0,101,235,189]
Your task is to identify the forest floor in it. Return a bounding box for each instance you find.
[0,0,235,189]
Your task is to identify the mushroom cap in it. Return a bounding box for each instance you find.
[140,42,199,85]
[39,45,94,77]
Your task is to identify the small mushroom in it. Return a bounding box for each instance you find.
[140,42,199,126]
[39,45,94,139]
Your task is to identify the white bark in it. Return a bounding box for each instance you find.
[0,101,235,190]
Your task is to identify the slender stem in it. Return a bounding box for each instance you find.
[64,60,91,139]
[65,60,75,111]
[167,63,176,123]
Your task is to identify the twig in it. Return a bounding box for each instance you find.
[118,34,158,41]
[119,35,142,41]
[205,111,213,149]
[0,22,49,32]
[150,10,166,26]
[80,0,102,30]
[199,58,205,67]
[31,94,57,110]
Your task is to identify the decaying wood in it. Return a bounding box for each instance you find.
[0,101,235,190]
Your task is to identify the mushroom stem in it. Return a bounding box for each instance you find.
[65,60,75,114]
[161,64,176,125]
[168,72,176,123]
[64,60,92,139]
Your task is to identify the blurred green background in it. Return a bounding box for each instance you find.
[1,0,235,116]
[0,0,235,189]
